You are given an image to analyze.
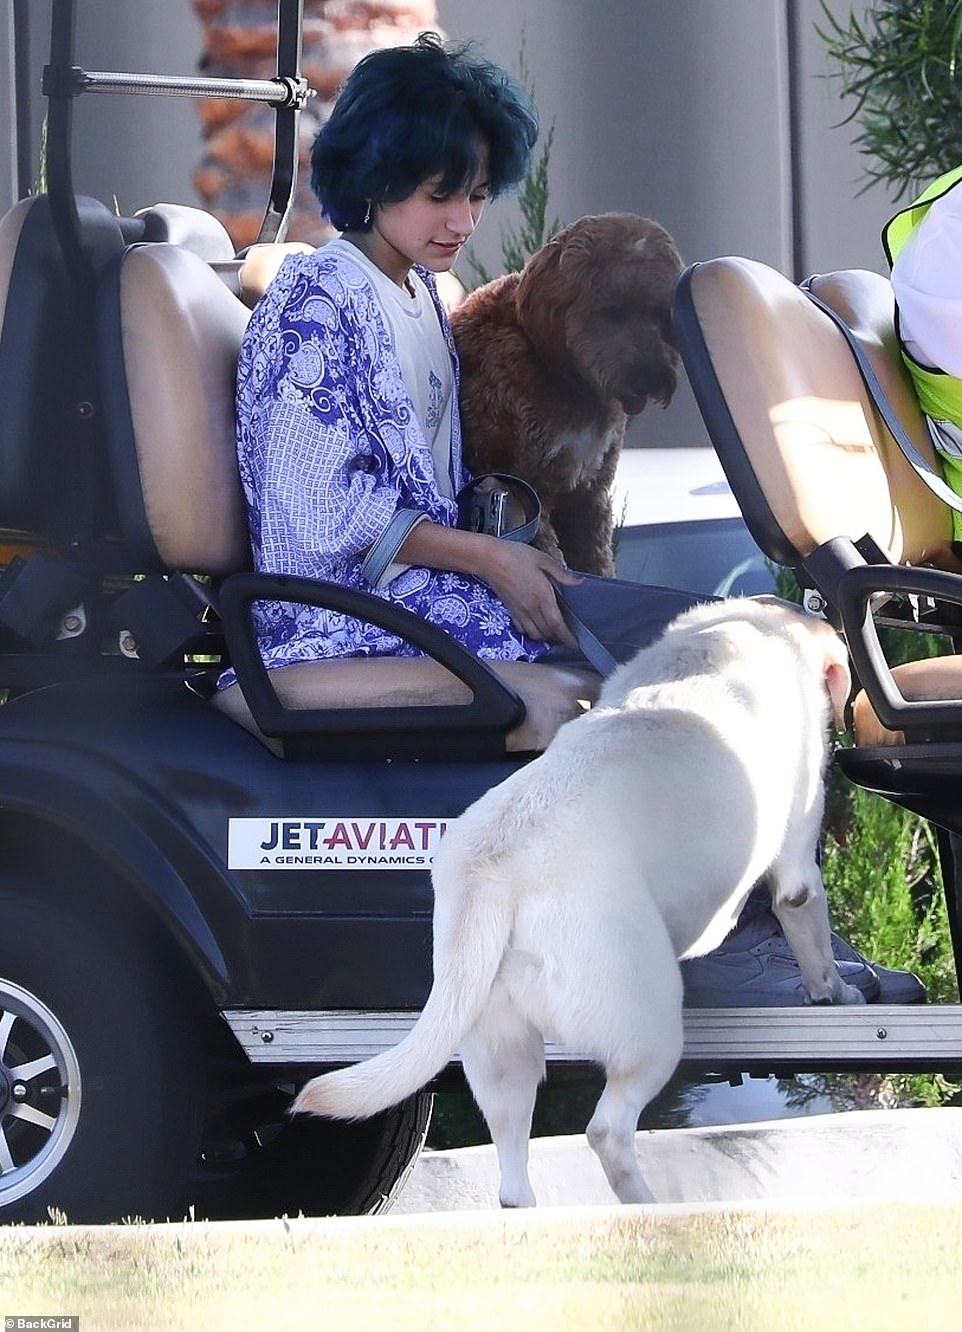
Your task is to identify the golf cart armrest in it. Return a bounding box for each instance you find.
[217,572,527,756]
[837,563,962,740]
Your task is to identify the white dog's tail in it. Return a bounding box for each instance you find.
[291,859,512,1122]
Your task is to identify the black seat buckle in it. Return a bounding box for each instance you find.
[0,552,88,645]
[109,573,217,664]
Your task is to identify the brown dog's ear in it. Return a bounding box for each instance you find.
[513,224,579,377]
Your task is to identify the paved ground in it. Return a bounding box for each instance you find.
[390,1106,962,1211]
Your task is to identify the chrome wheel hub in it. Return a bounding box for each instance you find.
[0,980,81,1206]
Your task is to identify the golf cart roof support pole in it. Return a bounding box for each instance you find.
[62,70,310,107]
[256,0,307,244]
[60,0,308,244]
[13,0,33,200]
[41,0,311,281]
[43,0,91,298]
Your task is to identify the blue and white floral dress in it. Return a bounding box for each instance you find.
[226,245,548,679]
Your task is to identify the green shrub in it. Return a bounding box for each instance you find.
[462,40,561,287]
[816,0,962,199]
[822,776,957,1005]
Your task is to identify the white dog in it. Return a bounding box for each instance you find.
[293,598,860,1207]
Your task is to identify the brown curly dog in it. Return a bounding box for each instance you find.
[451,213,683,575]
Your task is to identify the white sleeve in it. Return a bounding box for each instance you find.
[891,186,962,378]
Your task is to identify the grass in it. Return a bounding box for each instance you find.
[4,1201,962,1331]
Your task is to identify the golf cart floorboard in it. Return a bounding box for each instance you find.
[223,1004,962,1075]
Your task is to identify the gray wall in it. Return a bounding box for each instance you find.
[436,0,900,446]
[5,0,902,446]
[7,0,205,210]
[441,0,795,279]
[437,0,898,276]
[72,3,205,212]
[794,2,899,274]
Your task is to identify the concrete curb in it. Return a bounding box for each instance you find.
[390,1106,962,1212]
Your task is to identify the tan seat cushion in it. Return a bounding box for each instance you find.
[117,244,251,572]
[214,656,600,755]
[852,656,962,745]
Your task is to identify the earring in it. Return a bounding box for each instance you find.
[363,200,372,226]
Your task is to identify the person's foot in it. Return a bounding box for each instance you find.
[829,931,927,1005]
[680,898,926,1006]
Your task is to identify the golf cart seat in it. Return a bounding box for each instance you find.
[0,194,236,551]
[673,255,962,968]
[0,194,598,757]
[672,259,955,575]
[673,257,962,738]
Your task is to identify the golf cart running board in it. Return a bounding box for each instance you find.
[223,1006,962,1074]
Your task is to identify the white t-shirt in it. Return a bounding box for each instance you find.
[891,184,962,378]
[324,238,456,498]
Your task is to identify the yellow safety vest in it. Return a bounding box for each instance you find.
[883,165,962,534]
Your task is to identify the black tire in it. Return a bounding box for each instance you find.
[0,891,204,1223]
[187,1082,432,1220]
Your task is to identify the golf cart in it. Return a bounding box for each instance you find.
[2,0,962,1226]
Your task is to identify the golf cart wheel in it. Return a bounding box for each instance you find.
[0,891,203,1223]
[188,1085,432,1220]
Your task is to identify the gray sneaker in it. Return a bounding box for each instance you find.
[829,932,927,1005]
[681,904,883,1006]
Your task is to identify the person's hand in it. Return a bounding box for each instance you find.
[393,519,582,646]
[481,539,582,645]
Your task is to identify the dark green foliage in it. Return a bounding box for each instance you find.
[462,41,562,287]
[816,0,962,198]
[779,566,961,1104]
[822,779,958,1005]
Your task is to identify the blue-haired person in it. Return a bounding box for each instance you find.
[232,32,581,671]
